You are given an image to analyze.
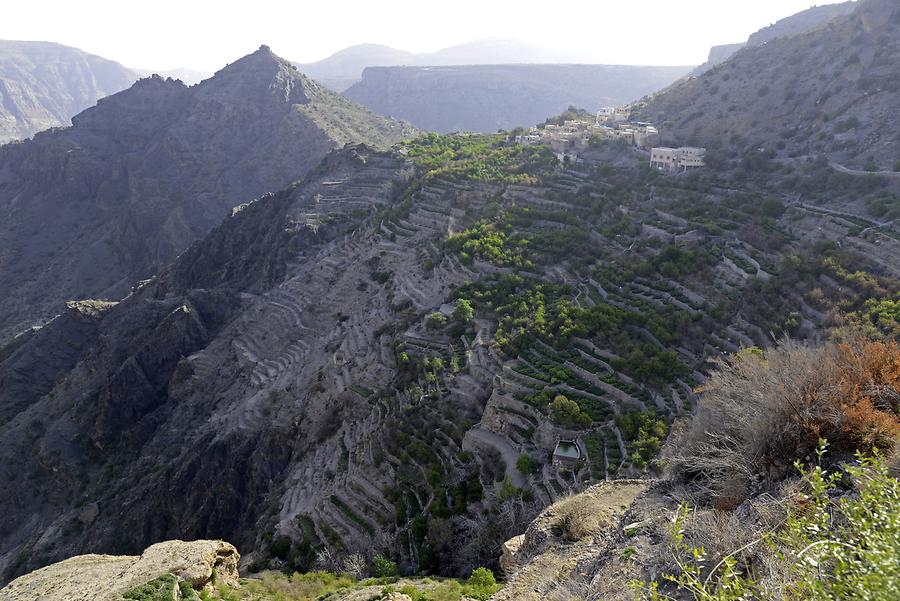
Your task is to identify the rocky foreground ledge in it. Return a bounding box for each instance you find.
[0,540,239,601]
[494,479,654,601]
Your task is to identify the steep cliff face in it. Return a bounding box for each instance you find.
[0,40,137,144]
[0,146,413,582]
[0,46,416,343]
[344,64,692,133]
[636,0,900,166]
[690,44,745,77]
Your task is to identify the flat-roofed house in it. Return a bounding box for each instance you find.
[650,147,707,173]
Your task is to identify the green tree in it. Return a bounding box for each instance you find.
[550,395,592,428]
[453,298,475,324]
[516,453,540,475]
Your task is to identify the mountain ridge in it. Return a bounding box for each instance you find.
[690,2,858,75]
[298,38,601,92]
[0,45,416,343]
[344,63,692,132]
[635,0,900,167]
[0,40,137,144]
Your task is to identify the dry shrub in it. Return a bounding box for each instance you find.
[554,494,607,541]
[669,336,900,503]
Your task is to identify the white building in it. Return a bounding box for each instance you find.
[650,147,707,173]
[596,107,617,122]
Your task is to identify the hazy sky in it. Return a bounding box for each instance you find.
[1,0,851,71]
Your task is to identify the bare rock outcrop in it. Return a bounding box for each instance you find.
[0,540,238,601]
[494,480,652,601]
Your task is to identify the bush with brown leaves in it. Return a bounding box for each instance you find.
[669,336,900,503]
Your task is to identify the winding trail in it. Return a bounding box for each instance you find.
[830,162,900,179]
[463,427,525,488]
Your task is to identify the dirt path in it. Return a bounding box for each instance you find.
[463,427,525,488]
[830,162,900,179]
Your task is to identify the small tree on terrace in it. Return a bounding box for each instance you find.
[453,298,475,324]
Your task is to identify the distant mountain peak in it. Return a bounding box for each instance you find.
[201,45,312,105]
[0,44,415,343]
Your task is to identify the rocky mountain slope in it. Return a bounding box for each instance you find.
[299,39,584,92]
[345,64,692,132]
[691,2,858,75]
[0,129,896,585]
[0,45,415,343]
[635,0,900,168]
[746,1,857,47]
[0,40,137,144]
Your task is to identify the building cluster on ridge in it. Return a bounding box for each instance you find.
[510,106,706,173]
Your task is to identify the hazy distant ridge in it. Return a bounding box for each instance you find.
[298,38,596,91]
[344,63,693,132]
[0,40,137,143]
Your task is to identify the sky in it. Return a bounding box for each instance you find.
[0,0,851,71]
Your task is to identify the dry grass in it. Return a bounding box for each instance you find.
[554,494,607,542]
[669,336,900,504]
[549,481,649,542]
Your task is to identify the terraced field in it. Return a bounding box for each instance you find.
[254,139,894,577]
[4,137,896,583]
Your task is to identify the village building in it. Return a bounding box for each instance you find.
[650,147,707,173]
[596,107,617,121]
[510,112,674,162]
[596,106,630,124]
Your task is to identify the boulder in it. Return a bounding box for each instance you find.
[0,540,239,601]
[498,534,525,576]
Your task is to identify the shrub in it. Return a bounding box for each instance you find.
[372,553,398,578]
[425,312,448,330]
[631,443,900,601]
[546,487,638,542]
[617,411,669,470]
[123,574,182,601]
[669,336,900,503]
[782,446,900,599]
[465,567,500,600]
[516,453,540,475]
[497,476,520,501]
[213,570,355,600]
